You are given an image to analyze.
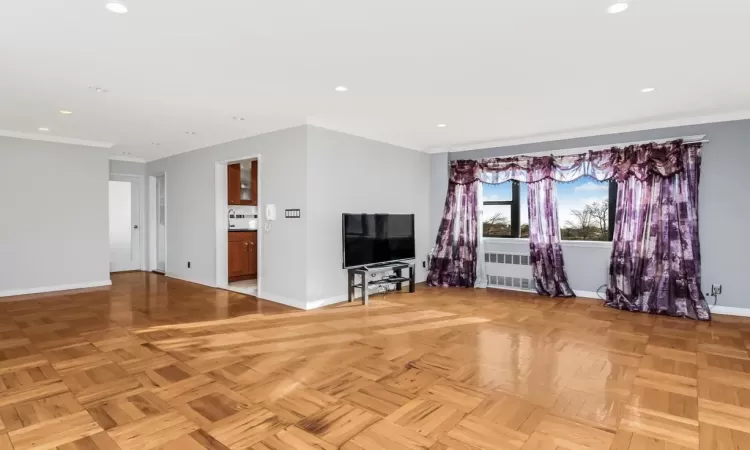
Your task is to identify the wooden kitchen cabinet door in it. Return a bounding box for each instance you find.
[228,240,250,277]
[227,163,241,205]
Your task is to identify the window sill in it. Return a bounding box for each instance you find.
[483,237,612,249]
[483,237,529,244]
[560,240,612,249]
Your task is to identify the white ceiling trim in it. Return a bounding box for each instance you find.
[109,155,146,163]
[0,130,114,148]
[431,110,750,154]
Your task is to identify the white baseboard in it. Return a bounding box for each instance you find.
[487,285,536,295]
[488,285,603,300]
[0,280,112,299]
[165,273,216,288]
[164,273,306,311]
[575,290,604,300]
[305,293,359,310]
[257,291,307,310]
[710,305,750,318]
[164,274,307,311]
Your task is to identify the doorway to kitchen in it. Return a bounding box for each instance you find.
[215,156,261,296]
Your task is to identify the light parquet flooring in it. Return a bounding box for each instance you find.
[0,273,749,449]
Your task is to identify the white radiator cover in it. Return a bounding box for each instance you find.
[484,252,534,291]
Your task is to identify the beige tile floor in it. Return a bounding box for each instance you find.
[228,279,257,295]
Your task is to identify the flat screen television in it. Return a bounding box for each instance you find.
[342,214,415,268]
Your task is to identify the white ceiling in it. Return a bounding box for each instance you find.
[1,0,749,161]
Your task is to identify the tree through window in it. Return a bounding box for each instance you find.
[482,178,613,240]
[557,178,616,241]
[482,182,528,238]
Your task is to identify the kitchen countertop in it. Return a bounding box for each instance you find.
[228,229,257,232]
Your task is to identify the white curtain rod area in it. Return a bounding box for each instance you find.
[552,134,708,156]
[474,134,709,160]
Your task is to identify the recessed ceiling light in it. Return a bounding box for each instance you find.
[233,116,245,121]
[437,124,448,128]
[641,87,656,93]
[607,2,629,14]
[106,2,128,14]
[334,86,348,92]
[38,127,50,132]
[89,86,108,93]
[185,131,196,135]
[151,142,161,146]
[59,110,73,115]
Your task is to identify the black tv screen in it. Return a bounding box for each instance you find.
[342,214,415,268]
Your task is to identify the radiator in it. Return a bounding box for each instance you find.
[484,252,534,291]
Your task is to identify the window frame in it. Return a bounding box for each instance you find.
[558,179,617,243]
[482,179,618,242]
[607,180,617,241]
[482,181,521,238]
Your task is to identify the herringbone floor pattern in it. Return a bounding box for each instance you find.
[0,272,748,449]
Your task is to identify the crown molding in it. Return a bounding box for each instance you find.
[427,110,750,154]
[109,155,146,163]
[0,130,114,148]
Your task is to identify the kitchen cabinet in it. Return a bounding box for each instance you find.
[228,231,257,281]
[227,163,241,205]
[227,161,257,206]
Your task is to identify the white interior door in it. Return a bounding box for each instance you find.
[109,177,141,272]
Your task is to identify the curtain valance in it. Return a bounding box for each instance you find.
[449,140,702,184]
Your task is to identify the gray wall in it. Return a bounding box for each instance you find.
[0,137,110,294]
[110,160,146,176]
[436,119,750,307]
[144,125,431,309]
[145,126,309,304]
[305,126,431,304]
[429,153,449,245]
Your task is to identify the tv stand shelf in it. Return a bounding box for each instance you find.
[347,262,415,305]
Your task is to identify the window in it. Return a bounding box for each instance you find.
[482,181,528,238]
[482,177,616,241]
[557,177,617,241]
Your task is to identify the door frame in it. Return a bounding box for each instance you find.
[110,173,146,271]
[148,173,167,273]
[215,155,261,293]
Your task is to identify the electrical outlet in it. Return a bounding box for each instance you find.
[711,284,722,295]
[187,261,191,269]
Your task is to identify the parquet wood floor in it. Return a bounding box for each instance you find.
[0,272,748,449]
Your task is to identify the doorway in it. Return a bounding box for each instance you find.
[148,173,167,273]
[215,155,262,296]
[109,174,143,272]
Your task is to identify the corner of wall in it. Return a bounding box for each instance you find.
[303,124,320,304]
[258,291,308,310]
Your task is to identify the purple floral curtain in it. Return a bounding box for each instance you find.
[436,140,708,320]
[527,179,575,297]
[428,167,479,287]
[606,145,710,320]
